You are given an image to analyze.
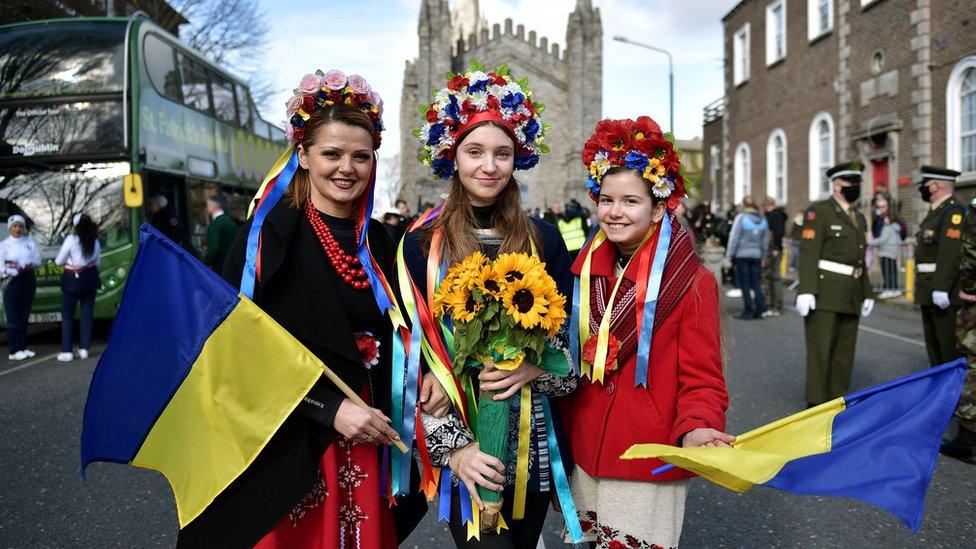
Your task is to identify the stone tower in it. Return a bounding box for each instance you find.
[398,0,603,211]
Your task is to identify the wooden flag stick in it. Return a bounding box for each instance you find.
[318,363,410,454]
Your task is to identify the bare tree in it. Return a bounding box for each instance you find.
[377,154,401,212]
[136,0,277,112]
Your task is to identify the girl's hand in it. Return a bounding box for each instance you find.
[420,372,452,417]
[960,291,976,303]
[681,428,735,448]
[448,442,506,511]
[479,362,543,400]
[333,399,401,446]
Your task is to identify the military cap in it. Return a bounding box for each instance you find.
[918,165,961,184]
[826,161,864,181]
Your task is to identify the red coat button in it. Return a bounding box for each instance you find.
[606,381,615,395]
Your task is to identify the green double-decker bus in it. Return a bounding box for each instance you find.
[0,15,283,325]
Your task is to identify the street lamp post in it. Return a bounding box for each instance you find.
[613,36,674,135]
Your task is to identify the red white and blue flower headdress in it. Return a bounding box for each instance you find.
[414,61,550,180]
[581,116,686,210]
[242,70,395,313]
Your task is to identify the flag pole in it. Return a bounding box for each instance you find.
[318,362,410,454]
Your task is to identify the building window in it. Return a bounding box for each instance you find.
[734,142,751,205]
[710,144,720,182]
[948,57,976,174]
[767,129,788,203]
[766,0,786,65]
[808,112,834,199]
[734,23,750,85]
[808,0,833,40]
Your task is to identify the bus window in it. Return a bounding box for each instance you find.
[188,181,247,253]
[210,72,237,125]
[234,85,252,129]
[177,53,211,115]
[143,34,182,102]
[0,21,125,99]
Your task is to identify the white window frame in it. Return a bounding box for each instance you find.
[734,142,752,205]
[766,129,788,203]
[808,112,835,200]
[733,23,751,85]
[807,0,833,41]
[947,56,976,175]
[765,0,787,66]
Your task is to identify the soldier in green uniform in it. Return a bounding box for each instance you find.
[942,170,976,463]
[914,166,966,366]
[795,162,874,407]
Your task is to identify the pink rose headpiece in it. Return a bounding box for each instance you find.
[285,69,384,149]
[413,60,549,180]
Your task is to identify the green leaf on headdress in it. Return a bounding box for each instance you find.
[535,102,546,114]
[314,69,324,77]
[470,59,486,72]
[445,71,456,81]
[516,77,529,89]
[495,65,510,76]
[411,127,422,138]
[542,122,552,133]
[417,103,430,115]
[538,143,551,154]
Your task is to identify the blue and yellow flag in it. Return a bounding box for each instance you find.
[622,359,967,531]
[80,224,323,528]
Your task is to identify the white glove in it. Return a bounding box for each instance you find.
[933,291,951,310]
[722,257,733,269]
[795,294,816,317]
[861,298,875,317]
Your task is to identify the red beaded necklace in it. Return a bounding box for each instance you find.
[304,200,371,290]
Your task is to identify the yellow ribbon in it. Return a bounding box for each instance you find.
[512,384,532,519]
[579,225,658,383]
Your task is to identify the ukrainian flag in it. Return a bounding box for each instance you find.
[622,359,967,531]
[80,224,323,528]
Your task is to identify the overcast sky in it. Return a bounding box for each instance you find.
[256,1,740,154]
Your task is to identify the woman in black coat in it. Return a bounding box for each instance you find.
[177,72,425,548]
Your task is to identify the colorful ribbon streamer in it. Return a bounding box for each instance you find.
[633,213,672,386]
[241,148,299,299]
[542,395,583,543]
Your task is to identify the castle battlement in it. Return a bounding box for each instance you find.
[455,17,564,62]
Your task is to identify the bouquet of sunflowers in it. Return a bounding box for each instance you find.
[433,251,568,527]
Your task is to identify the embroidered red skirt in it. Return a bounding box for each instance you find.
[254,429,396,548]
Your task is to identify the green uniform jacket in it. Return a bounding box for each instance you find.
[205,213,238,269]
[914,196,967,306]
[797,197,871,315]
[959,201,976,295]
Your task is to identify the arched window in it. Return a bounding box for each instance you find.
[734,142,751,205]
[947,56,976,173]
[766,129,788,203]
[808,112,834,200]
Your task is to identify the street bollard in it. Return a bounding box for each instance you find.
[905,257,915,302]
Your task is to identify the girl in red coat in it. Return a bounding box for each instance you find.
[562,117,732,548]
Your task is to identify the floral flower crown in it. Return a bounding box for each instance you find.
[413,61,550,180]
[284,69,384,148]
[581,116,686,210]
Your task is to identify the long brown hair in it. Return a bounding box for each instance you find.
[285,104,376,209]
[429,173,541,266]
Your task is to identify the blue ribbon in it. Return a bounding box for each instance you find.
[390,327,407,495]
[541,395,583,542]
[438,467,453,522]
[457,473,473,525]
[391,301,424,496]
[356,157,393,312]
[240,150,299,298]
[569,276,581,375]
[634,214,672,387]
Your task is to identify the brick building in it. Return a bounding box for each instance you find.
[702,0,976,228]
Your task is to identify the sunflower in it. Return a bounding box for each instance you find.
[475,265,505,299]
[444,283,482,322]
[501,276,551,330]
[538,286,568,337]
[435,251,490,317]
[493,252,545,284]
